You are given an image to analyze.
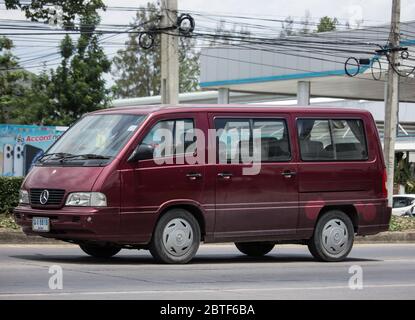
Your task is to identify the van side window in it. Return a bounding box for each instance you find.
[141,119,195,158]
[215,118,291,163]
[298,120,334,161]
[175,119,196,155]
[253,120,291,162]
[297,119,367,161]
[330,120,367,160]
[215,119,250,163]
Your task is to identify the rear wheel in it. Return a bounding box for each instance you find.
[79,244,121,259]
[149,209,200,264]
[308,210,354,262]
[235,242,275,257]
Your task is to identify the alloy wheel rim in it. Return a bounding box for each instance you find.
[321,219,349,257]
[162,218,194,257]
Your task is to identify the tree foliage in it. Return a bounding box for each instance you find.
[279,13,339,37]
[0,37,32,123]
[9,70,52,125]
[6,0,111,126]
[112,2,200,98]
[4,0,106,30]
[280,16,295,38]
[395,152,415,193]
[45,32,111,125]
[209,20,251,46]
[0,177,24,215]
[316,16,338,33]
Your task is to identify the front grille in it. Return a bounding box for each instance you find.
[30,189,65,206]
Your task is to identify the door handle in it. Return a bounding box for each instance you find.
[218,172,233,180]
[281,170,296,178]
[186,173,202,180]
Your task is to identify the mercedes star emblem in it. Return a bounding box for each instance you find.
[40,190,49,205]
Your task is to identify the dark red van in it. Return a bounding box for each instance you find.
[14,105,391,263]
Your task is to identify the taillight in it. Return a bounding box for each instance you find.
[382,168,388,198]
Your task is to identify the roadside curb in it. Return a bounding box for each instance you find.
[0,229,64,244]
[1,229,415,245]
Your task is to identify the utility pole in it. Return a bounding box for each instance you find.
[384,0,400,206]
[160,0,179,105]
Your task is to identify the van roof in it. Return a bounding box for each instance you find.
[90,104,371,116]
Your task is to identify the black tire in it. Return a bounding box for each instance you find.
[79,244,121,259]
[235,242,275,257]
[149,209,200,264]
[308,210,354,262]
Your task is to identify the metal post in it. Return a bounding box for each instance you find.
[160,0,179,105]
[297,81,311,106]
[218,88,230,104]
[384,0,401,205]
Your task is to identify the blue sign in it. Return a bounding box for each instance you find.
[0,124,67,177]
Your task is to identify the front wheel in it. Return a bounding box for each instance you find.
[79,244,121,259]
[235,242,275,257]
[308,210,354,262]
[149,209,201,264]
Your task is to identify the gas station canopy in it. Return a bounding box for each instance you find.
[200,21,415,102]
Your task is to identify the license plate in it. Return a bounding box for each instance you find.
[32,217,50,232]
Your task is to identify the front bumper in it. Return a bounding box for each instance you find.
[14,205,121,243]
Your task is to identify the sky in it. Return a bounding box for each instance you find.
[1,0,415,84]
[100,0,415,25]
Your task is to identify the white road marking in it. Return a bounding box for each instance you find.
[1,283,415,298]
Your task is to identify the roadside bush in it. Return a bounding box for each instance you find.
[0,215,19,229]
[389,215,415,231]
[0,177,24,215]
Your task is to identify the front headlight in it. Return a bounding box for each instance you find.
[19,190,30,205]
[65,192,107,207]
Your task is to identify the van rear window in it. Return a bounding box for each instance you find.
[297,119,368,161]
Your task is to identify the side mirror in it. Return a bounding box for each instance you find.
[128,144,154,162]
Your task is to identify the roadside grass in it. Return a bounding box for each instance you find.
[389,215,415,231]
[0,215,19,230]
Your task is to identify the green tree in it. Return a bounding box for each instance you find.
[46,21,111,125]
[9,70,52,125]
[395,152,415,193]
[112,2,200,98]
[316,16,338,33]
[209,20,251,47]
[179,35,201,93]
[0,37,32,123]
[5,0,105,30]
[280,16,295,38]
[6,0,111,126]
[112,2,160,98]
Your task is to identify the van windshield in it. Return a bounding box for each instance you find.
[45,114,145,160]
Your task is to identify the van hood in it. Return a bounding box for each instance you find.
[23,166,104,192]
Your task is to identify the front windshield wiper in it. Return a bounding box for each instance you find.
[38,152,74,163]
[61,154,112,160]
[38,153,111,164]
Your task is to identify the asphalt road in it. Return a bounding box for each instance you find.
[0,243,414,300]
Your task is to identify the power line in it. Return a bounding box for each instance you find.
[0,4,412,84]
